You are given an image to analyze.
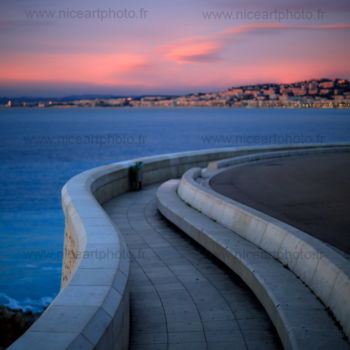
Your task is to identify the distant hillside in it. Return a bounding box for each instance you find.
[1,78,349,108]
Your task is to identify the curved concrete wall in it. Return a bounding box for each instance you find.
[9,164,132,350]
[9,143,349,349]
[207,143,350,170]
[177,146,350,339]
[7,145,296,349]
[157,179,349,349]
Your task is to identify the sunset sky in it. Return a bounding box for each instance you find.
[0,0,350,96]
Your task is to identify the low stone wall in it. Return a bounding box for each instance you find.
[9,143,348,349]
[157,179,349,349]
[178,146,350,339]
[207,143,350,170]
[8,145,298,349]
[9,164,132,350]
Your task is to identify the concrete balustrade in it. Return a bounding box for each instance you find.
[177,146,350,339]
[9,143,349,349]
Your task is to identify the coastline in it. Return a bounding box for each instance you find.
[1,109,350,348]
[0,306,41,349]
[2,78,350,109]
[1,104,350,109]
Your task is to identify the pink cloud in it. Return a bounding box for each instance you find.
[0,19,349,95]
[0,53,148,86]
[161,22,350,64]
[160,39,222,63]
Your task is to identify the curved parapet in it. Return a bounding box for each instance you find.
[177,145,350,339]
[6,146,280,349]
[207,142,350,170]
[157,179,349,349]
[9,143,349,349]
[9,163,132,350]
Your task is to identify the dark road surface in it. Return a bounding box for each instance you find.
[210,152,350,255]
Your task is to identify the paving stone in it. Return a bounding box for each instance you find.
[168,343,206,350]
[168,331,206,344]
[167,321,203,333]
[206,329,245,344]
[104,185,282,350]
[130,343,167,350]
[130,332,167,345]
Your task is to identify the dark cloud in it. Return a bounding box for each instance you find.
[177,53,222,63]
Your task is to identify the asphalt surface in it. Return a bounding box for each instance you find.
[210,152,350,255]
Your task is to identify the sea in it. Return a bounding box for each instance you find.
[0,107,349,312]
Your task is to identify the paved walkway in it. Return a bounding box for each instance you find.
[210,152,350,255]
[104,184,281,350]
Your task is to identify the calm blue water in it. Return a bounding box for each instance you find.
[0,107,349,311]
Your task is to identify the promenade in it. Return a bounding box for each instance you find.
[9,144,350,350]
[104,185,281,350]
[210,152,350,255]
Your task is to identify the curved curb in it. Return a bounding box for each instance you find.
[157,179,349,350]
[178,146,350,339]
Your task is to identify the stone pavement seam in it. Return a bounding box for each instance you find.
[105,185,281,350]
[143,198,250,350]
[128,195,209,349]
